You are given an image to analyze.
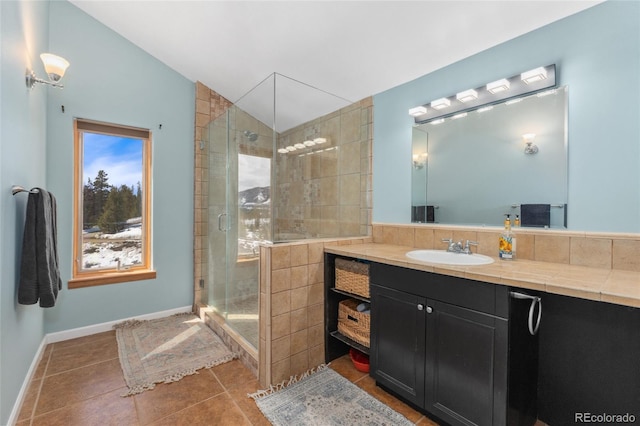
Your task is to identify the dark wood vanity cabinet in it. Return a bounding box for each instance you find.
[369,285,426,407]
[369,262,535,426]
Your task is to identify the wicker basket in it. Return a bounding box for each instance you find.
[337,299,370,348]
[335,258,370,298]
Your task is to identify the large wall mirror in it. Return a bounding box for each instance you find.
[411,86,568,228]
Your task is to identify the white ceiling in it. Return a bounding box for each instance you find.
[69,0,602,131]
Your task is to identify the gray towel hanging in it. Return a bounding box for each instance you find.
[18,188,62,307]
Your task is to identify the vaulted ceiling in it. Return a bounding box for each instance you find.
[69,1,601,130]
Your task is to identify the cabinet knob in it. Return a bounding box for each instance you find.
[426,306,433,314]
[417,304,424,311]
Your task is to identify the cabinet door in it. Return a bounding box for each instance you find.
[425,300,508,426]
[370,284,426,407]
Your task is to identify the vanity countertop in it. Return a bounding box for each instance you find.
[324,243,640,309]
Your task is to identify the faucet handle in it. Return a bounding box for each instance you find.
[463,240,479,253]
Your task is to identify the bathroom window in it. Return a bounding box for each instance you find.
[69,119,155,288]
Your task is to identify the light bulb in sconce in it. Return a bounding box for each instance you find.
[522,133,539,155]
[413,152,428,169]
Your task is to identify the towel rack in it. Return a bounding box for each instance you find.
[510,204,564,209]
[11,185,39,196]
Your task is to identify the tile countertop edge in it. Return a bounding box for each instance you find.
[324,243,640,309]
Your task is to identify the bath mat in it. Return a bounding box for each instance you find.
[114,313,236,396]
[249,364,413,425]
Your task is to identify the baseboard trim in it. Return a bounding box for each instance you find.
[7,305,192,425]
[45,305,192,343]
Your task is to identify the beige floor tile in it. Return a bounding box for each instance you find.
[36,358,125,415]
[149,393,251,426]
[134,369,224,425]
[31,387,138,426]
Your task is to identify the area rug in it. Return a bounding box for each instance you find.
[114,313,236,396]
[249,364,413,425]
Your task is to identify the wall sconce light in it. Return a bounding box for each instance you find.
[409,64,556,125]
[25,53,70,89]
[413,153,428,169]
[523,133,538,155]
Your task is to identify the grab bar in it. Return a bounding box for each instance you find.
[510,204,564,208]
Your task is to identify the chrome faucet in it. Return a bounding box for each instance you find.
[442,239,478,254]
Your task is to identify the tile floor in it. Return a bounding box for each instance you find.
[16,330,441,425]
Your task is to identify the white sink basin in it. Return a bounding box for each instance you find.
[406,250,494,266]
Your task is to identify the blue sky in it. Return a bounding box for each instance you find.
[83,133,143,189]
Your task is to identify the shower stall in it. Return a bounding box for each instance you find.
[198,73,371,352]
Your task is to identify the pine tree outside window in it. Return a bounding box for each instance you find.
[70,119,155,288]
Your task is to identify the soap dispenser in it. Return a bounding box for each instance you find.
[499,214,516,260]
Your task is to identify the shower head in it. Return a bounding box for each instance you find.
[243,130,258,142]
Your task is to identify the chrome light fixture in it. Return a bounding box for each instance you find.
[523,133,538,155]
[26,53,70,89]
[409,64,556,125]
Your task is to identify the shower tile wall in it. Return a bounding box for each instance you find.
[275,97,373,240]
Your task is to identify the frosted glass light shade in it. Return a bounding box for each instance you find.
[456,89,478,103]
[431,98,451,110]
[408,106,427,116]
[521,67,547,84]
[40,53,70,82]
[486,78,510,94]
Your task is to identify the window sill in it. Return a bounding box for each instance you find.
[69,269,156,289]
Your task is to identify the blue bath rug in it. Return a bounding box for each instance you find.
[249,364,413,425]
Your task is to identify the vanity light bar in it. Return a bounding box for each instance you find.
[410,64,556,125]
[278,137,330,155]
[452,112,467,120]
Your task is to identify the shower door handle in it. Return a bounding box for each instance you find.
[217,213,227,232]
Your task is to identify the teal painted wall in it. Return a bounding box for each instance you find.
[373,1,640,233]
[44,1,195,333]
[1,1,195,421]
[0,2,50,423]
